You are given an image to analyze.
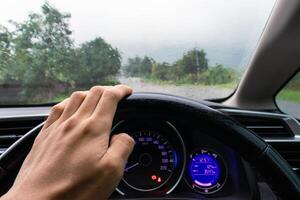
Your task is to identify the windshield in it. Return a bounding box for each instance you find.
[0,0,275,105]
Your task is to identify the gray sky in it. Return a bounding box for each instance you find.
[0,0,275,66]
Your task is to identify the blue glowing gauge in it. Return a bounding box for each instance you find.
[186,148,227,194]
[112,120,186,195]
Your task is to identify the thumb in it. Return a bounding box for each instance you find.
[95,134,134,199]
[106,133,135,164]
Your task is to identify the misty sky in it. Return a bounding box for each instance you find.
[0,0,275,67]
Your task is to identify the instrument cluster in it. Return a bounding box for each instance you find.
[111,119,233,198]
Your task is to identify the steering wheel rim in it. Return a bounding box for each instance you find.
[0,93,299,199]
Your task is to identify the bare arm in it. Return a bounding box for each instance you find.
[1,85,134,200]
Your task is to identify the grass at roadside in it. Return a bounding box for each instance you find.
[214,82,237,89]
[142,77,237,89]
[277,89,300,103]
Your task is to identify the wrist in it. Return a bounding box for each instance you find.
[1,190,18,200]
[1,187,50,200]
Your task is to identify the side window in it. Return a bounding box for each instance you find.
[276,72,300,119]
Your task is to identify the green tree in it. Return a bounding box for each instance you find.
[123,56,143,77]
[0,2,123,104]
[123,56,153,77]
[206,64,235,85]
[70,37,121,88]
[0,25,13,83]
[176,49,208,75]
[151,62,171,81]
[140,56,152,76]
[6,2,74,100]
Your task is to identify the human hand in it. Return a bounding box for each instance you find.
[2,85,134,200]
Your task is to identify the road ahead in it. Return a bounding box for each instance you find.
[119,77,300,118]
[118,77,233,100]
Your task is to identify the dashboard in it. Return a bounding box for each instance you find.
[110,119,252,199]
[0,96,299,199]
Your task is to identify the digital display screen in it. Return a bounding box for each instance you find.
[189,153,221,187]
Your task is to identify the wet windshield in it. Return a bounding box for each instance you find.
[0,0,275,105]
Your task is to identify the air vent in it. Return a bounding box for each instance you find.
[0,117,45,155]
[229,114,294,138]
[219,109,300,176]
[268,141,300,176]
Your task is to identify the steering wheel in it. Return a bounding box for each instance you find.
[0,93,299,199]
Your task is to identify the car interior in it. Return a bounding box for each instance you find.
[0,0,300,199]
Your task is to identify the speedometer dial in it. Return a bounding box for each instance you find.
[123,131,176,191]
[112,120,185,195]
